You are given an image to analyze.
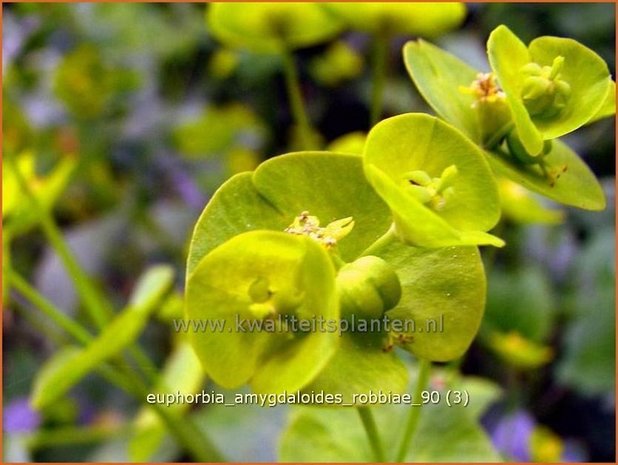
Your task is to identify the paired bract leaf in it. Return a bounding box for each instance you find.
[206,3,343,53]
[323,3,466,38]
[185,153,407,395]
[363,114,503,248]
[488,25,613,155]
[186,230,339,393]
[377,241,487,361]
[187,151,488,392]
[486,139,605,211]
[186,152,392,274]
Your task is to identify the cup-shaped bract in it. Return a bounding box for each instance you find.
[363,114,503,248]
[186,153,410,396]
[206,3,344,53]
[488,25,614,156]
[186,230,339,393]
[403,40,607,211]
[323,3,465,37]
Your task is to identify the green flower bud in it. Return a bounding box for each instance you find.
[520,56,571,118]
[336,256,402,319]
[403,165,459,212]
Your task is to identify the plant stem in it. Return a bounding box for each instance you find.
[8,270,223,462]
[483,121,514,150]
[10,272,142,395]
[26,424,129,449]
[281,48,316,150]
[7,155,111,329]
[370,32,389,127]
[360,224,398,257]
[8,156,159,386]
[395,358,431,462]
[9,271,92,344]
[117,367,224,462]
[357,407,386,462]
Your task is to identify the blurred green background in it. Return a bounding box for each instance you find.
[3,3,615,462]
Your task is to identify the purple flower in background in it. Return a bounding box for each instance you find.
[490,410,535,461]
[3,397,41,433]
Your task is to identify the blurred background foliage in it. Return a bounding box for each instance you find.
[3,3,615,462]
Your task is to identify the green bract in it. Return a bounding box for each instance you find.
[186,153,403,395]
[378,242,487,361]
[323,2,465,38]
[186,230,339,393]
[488,25,613,156]
[403,36,609,211]
[488,139,605,211]
[187,151,489,396]
[206,3,343,53]
[404,39,482,143]
[363,114,503,248]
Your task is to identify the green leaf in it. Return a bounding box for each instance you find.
[186,152,392,275]
[486,139,605,211]
[129,341,205,462]
[377,241,487,361]
[403,39,480,142]
[186,230,339,393]
[128,265,175,309]
[206,3,343,53]
[31,304,160,410]
[279,370,500,462]
[30,266,172,409]
[323,3,466,37]
[488,25,612,154]
[363,114,503,248]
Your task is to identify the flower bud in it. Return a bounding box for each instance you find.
[336,256,402,319]
[520,56,571,118]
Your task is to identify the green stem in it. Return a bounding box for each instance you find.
[26,424,129,449]
[281,49,316,150]
[9,271,92,344]
[357,407,386,462]
[7,155,112,329]
[8,271,223,462]
[360,224,398,257]
[9,272,141,395]
[8,156,159,386]
[395,358,431,462]
[483,121,514,151]
[370,32,390,127]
